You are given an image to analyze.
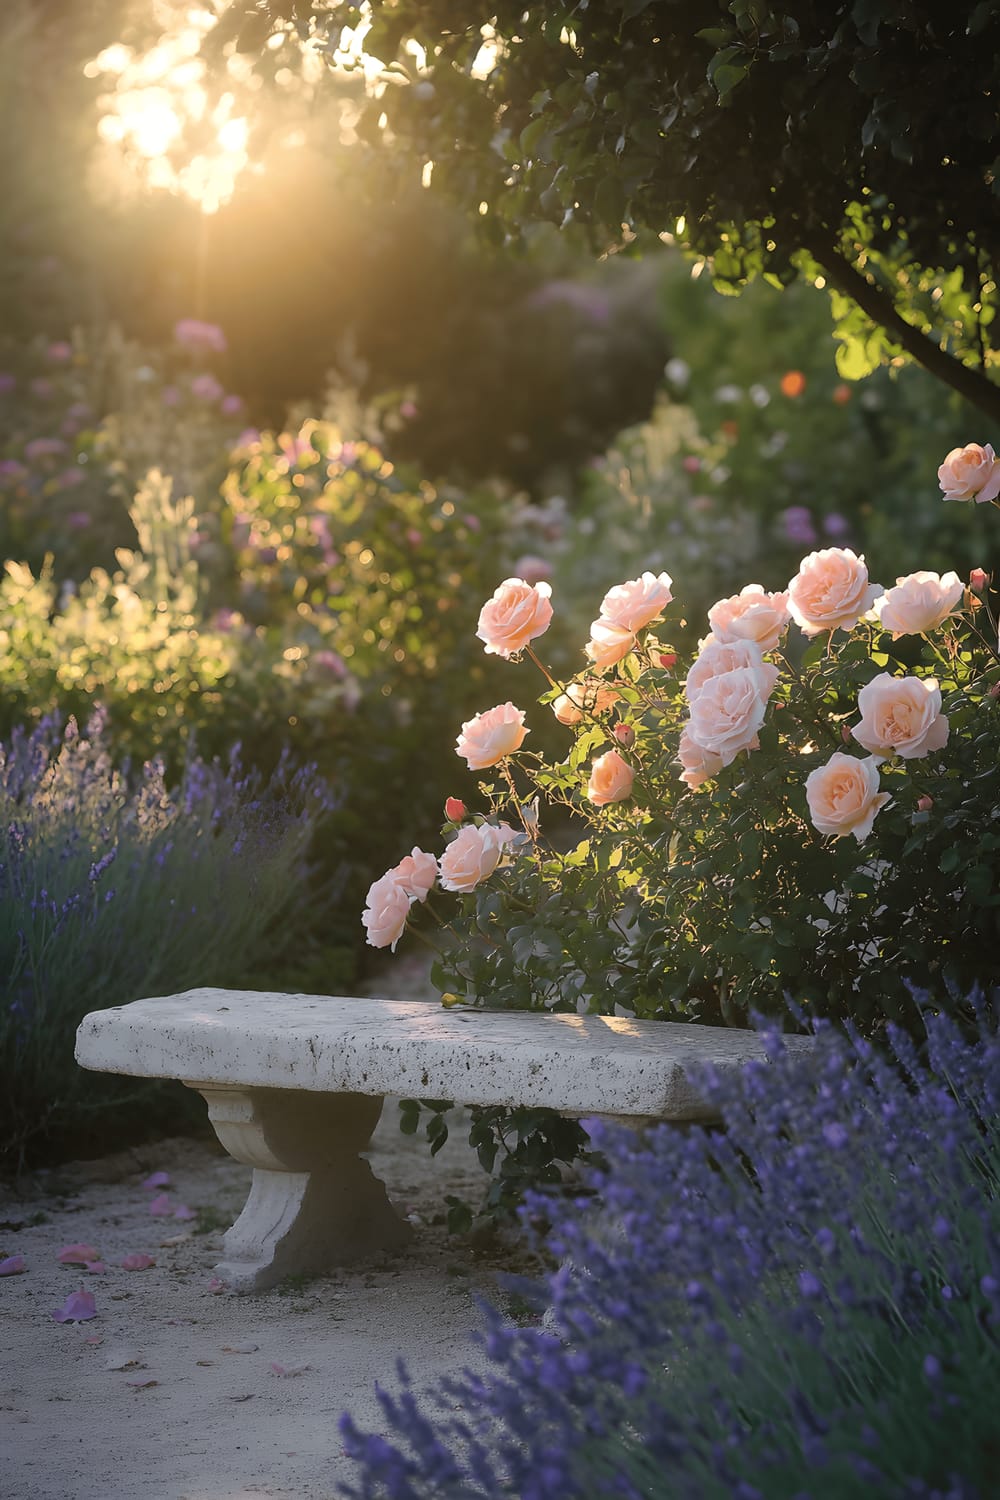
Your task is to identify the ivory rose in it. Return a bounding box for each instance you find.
[805,753,890,842]
[388,847,437,902]
[551,676,620,725]
[686,660,777,766]
[707,584,790,652]
[871,571,964,638]
[586,749,634,806]
[456,703,528,769]
[677,728,724,790]
[598,571,673,633]
[476,577,553,658]
[585,617,637,671]
[361,873,411,951]
[685,637,779,705]
[438,821,517,893]
[787,548,882,636]
[851,674,949,760]
[938,442,1000,503]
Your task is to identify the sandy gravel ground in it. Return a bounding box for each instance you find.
[0,963,521,1500]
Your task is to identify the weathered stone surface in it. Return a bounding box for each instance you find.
[76,987,811,1121]
[75,989,813,1290]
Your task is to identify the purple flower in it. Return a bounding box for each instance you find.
[190,373,224,403]
[822,511,851,539]
[174,318,227,354]
[220,393,244,416]
[0,372,16,394]
[23,436,66,462]
[29,377,54,401]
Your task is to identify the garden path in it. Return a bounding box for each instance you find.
[0,958,503,1500]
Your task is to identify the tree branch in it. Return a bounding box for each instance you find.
[801,234,1000,427]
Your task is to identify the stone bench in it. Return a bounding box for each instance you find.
[75,988,811,1293]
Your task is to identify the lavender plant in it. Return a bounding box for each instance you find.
[340,997,1000,1499]
[0,711,333,1166]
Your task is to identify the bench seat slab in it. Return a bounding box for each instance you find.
[193,1085,412,1292]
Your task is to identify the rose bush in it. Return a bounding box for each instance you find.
[364,450,1000,1037]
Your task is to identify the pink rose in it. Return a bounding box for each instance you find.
[598,571,673,633]
[805,753,890,842]
[476,577,553,658]
[585,618,636,671]
[455,703,529,769]
[871,571,964,638]
[551,676,620,725]
[586,750,634,806]
[685,638,779,705]
[707,584,790,652]
[686,657,777,766]
[677,728,724,790]
[851,674,949,760]
[361,873,410,951]
[438,822,517,892]
[388,847,437,902]
[787,548,882,636]
[938,442,1000,503]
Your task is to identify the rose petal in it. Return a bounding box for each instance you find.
[141,1171,170,1191]
[148,1194,172,1217]
[269,1362,309,1378]
[57,1243,100,1265]
[82,1261,107,1274]
[51,1289,98,1323]
[0,1255,26,1276]
[173,1204,196,1221]
[120,1253,156,1271]
[206,1277,227,1295]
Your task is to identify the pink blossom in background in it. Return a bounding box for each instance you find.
[174,318,227,354]
[0,460,28,482]
[821,512,851,539]
[24,437,66,462]
[55,467,84,489]
[512,555,551,585]
[161,385,181,407]
[29,377,54,400]
[190,373,224,403]
[220,393,244,416]
[66,511,91,530]
[51,1289,98,1323]
[782,506,818,547]
[0,373,16,394]
[46,341,73,363]
[399,400,418,420]
[312,650,348,679]
[455,703,529,769]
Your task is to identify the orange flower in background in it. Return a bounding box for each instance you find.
[780,370,807,398]
[832,383,852,405]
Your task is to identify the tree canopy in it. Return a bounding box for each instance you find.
[223,0,1000,420]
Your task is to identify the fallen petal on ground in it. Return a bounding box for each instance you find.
[120,1253,156,1271]
[148,1194,172,1217]
[140,1171,170,1191]
[57,1243,100,1265]
[0,1255,26,1276]
[51,1289,98,1323]
[173,1204,196,1221]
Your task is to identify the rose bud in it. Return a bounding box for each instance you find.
[658,652,677,670]
[444,797,466,822]
[613,722,636,749]
[917,795,934,812]
[970,567,989,593]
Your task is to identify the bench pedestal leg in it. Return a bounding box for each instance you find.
[190,1086,413,1293]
